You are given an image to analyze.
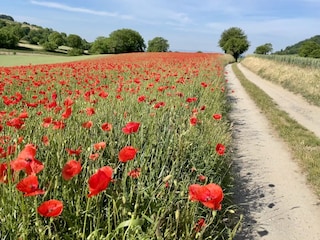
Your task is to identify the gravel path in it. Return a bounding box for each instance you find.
[226,64,320,240]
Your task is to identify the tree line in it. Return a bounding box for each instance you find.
[0,14,169,55]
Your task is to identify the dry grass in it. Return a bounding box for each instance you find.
[241,56,320,106]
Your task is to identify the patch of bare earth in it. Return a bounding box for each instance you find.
[226,64,320,240]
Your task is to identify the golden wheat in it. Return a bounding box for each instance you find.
[241,56,320,106]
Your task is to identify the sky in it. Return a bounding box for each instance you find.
[2,0,320,53]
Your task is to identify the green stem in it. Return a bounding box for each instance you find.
[82,197,91,239]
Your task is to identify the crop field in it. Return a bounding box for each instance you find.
[241,55,320,106]
[0,52,239,239]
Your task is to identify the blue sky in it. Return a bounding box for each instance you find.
[2,0,320,53]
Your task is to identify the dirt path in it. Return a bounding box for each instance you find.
[226,64,320,240]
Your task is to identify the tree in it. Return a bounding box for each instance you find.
[218,27,249,61]
[254,43,273,54]
[147,37,169,52]
[90,36,109,54]
[48,31,65,46]
[108,28,145,53]
[66,34,83,49]
[0,27,19,48]
[298,41,320,58]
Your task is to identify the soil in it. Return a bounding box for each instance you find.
[227,63,320,240]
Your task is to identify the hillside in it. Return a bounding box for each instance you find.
[275,35,320,55]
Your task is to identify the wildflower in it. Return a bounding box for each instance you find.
[62,160,82,180]
[16,175,45,197]
[6,117,24,130]
[122,122,140,134]
[186,97,197,103]
[37,199,63,217]
[0,163,9,183]
[66,146,82,156]
[101,122,112,131]
[52,120,66,129]
[194,218,206,232]
[118,146,138,163]
[137,95,146,102]
[88,166,113,197]
[189,183,224,210]
[128,168,141,178]
[61,107,72,119]
[86,107,95,116]
[63,97,74,107]
[42,136,49,146]
[94,142,106,151]
[190,116,198,126]
[82,121,93,129]
[215,143,225,155]
[213,114,222,120]
[42,117,52,127]
[89,153,99,161]
[198,175,206,182]
[10,144,44,175]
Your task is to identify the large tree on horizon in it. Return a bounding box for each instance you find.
[108,28,145,54]
[147,37,169,52]
[218,27,249,61]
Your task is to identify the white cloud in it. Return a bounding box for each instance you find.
[30,0,133,19]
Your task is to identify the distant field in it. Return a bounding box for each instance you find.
[0,53,102,66]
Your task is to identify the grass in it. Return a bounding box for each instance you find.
[0,53,102,67]
[0,52,240,239]
[241,55,320,106]
[232,63,320,197]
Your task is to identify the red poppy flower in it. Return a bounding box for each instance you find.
[213,114,222,120]
[18,111,28,119]
[198,175,206,182]
[127,168,141,178]
[10,144,44,175]
[42,117,52,127]
[94,142,106,151]
[215,143,225,156]
[188,183,224,210]
[186,97,197,103]
[66,146,82,156]
[137,95,146,102]
[88,166,113,197]
[154,102,165,109]
[82,121,93,129]
[6,117,24,130]
[63,97,74,107]
[201,82,208,88]
[98,91,108,98]
[101,122,112,131]
[86,107,95,116]
[16,175,45,197]
[52,120,66,129]
[62,160,82,180]
[190,116,198,126]
[42,135,49,146]
[89,153,99,161]
[122,122,140,134]
[61,107,72,119]
[118,146,138,163]
[194,218,206,232]
[37,199,63,217]
[200,105,206,111]
[0,163,9,183]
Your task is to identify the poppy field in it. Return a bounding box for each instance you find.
[0,52,238,239]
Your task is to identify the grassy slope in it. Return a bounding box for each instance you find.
[0,54,103,67]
